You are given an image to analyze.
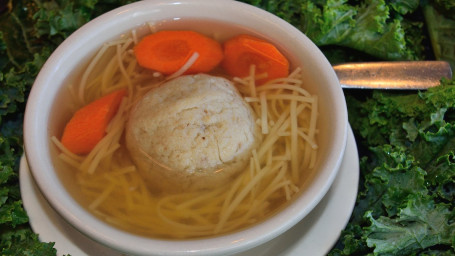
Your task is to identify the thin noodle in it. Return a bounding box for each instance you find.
[101,46,121,92]
[51,136,84,162]
[89,182,116,210]
[290,90,299,182]
[297,130,318,149]
[260,92,268,134]
[132,29,138,45]
[116,41,134,90]
[216,160,283,232]
[265,94,314,103]
[57,153,81,169]
[256,84,311,98]
[79,43,111,105]
[166,52,200,80]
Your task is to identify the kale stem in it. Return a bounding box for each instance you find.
[10,12,34,56]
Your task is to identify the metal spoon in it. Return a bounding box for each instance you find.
[334,61,453,89]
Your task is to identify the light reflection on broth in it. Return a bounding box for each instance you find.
[50,19,319,239]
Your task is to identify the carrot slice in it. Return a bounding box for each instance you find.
[61,89,127,155]
[134,30,224,75]
[221,34,289,85]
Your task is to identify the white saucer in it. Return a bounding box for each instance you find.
[20,127,359,256]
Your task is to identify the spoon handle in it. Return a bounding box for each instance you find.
[334,61,453,89]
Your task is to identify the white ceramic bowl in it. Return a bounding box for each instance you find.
[23,0,348,255]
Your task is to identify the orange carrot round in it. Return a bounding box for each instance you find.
[221,34,289,85]
[61,89,127,155]
[134,30,224,75]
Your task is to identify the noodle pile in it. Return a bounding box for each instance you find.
[51,31,318,239]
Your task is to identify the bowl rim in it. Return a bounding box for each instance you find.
[23,0,348,255]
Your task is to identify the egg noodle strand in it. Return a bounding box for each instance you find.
[51,30,319,239]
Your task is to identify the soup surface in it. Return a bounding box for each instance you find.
[51,19,319,239]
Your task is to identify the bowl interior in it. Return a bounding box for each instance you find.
[24,0,348,255]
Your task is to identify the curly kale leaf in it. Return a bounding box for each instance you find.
[348,79,455,159]
[240,0,425,61]
[365,195,455,255]
[332,80,455,255]
[33,0,97,39]
[0,117,46,254]
[389,0,420,15]
[1,227,57,255]
[305,0,415,60]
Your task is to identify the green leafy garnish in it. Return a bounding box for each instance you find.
[330,79,455,255]
[241,0,425,61]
